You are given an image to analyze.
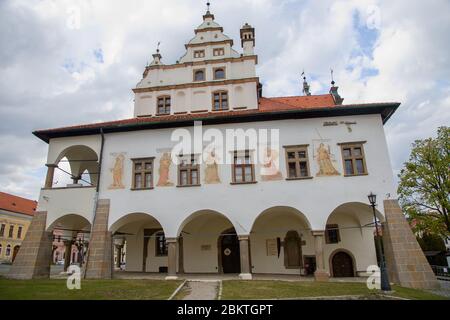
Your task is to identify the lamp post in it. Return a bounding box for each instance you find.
[368,192,391,292]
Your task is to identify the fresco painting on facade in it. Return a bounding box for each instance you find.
[204,149,221,184]
[260,148,283,181]
[157,152,174,186]
[313,140,340,176]
[108,153,125,189]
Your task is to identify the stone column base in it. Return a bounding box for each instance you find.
[314,270,329,282]
[383,200,440,290]
[8,211,52,279]
[239,273,253,280]
[84,199,112,279]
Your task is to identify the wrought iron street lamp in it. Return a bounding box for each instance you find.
[368,192,391,292]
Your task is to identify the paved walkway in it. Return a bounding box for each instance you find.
[182,280,219,300]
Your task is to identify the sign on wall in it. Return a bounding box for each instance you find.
[266,239,278,256]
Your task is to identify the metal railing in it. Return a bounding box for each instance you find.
[431,265,450,279]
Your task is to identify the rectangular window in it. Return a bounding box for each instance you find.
[0,224,4,237]
[8,225,14,238]
[212,91,228,111]
[325,224,340,244]
[17,226,22,239]
[157,96,171,115]
[339,142,368,176]
[284,146,311,179]
[155,232,168,256]
[132,158,154,189]
[178,154,200,187]
[232,151,255,184]
[193,50,205,58]
[213,48,225,56]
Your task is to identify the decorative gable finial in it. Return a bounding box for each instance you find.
[206,1,210,13]
[301,70,311,96]
[329,68,344,105]
[156,41,161,53]
[330,68,335,87]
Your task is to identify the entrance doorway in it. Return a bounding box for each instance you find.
[219,228,240,273]
[331,251,354,277]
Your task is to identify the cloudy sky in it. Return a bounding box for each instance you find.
[1,0,449,200]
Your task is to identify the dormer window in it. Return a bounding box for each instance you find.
[213,48,224,56]
[157,96,171,115]
[194,50,205,58]
[212,90,228,111]
[193,69,205,82]
[213,68,225,80]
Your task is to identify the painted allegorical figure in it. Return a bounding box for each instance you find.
[109,153,125,189]
[157,152,174,186]
[204,149,221,184]
[316,143,340,176]
[260,148,282,181]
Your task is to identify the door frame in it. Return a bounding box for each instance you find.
[329,248,356,277]
[217,227,240,274]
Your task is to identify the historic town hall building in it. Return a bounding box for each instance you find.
[9,7,438,289]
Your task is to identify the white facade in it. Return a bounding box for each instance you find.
[34,9,400,278]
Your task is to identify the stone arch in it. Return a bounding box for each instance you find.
[323,202,382,275]
[52,145,99,187]
[329,248,356,277]
[177,209,238,273]
[250,206,312,232]
[46,213,91,232]
[109,212,167,273]
[250,206,312,275]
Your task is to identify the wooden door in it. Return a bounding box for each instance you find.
[221,231,241,273]
[332,251,354,277]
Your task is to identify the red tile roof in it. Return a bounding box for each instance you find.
[260,95,336,111]
[35,95,336,134]
[0,192,37,216]
[33,95,400,142]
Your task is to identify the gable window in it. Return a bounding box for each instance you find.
[8,225,13,238]
[325,224,341,244]
[132,158,154,190]
[193,50,205,58]
[213,68,225,80]
[178,154,200,187]
[232,151,255,184]
[339,142,367,176]
[212,90,228,111]
[284,145,311,179]
[157,96,171,115]
[155,231,167,256]
[193,69,205,81]
[0,224,4,237]
[213,48,225,56]
[17,226,22,239]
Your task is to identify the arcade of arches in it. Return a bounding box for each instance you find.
[107,204,381,280]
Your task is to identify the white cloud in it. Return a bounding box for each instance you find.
[0,0,449,200]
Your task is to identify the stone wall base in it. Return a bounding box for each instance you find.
[84,199,112,279]
[8,211,52,279]
[383,200,440,289]
[314,270,329,282]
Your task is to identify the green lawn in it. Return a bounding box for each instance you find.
[221,280,448,300]
[0,278,182,300]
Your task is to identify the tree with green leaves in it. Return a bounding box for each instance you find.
[398,126,450,237]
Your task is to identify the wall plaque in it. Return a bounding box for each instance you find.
[266,239,277,256]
